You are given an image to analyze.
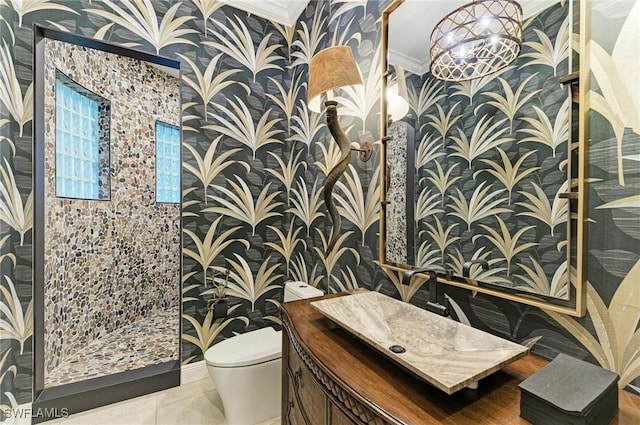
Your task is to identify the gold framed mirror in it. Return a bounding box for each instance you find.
[379,0,587,317]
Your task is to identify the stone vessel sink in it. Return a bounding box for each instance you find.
[310,291,530,394]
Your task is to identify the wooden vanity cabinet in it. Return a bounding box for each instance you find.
[282,322,372,425]
[280,294,640,425]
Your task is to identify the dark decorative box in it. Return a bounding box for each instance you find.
[519,354,619,425]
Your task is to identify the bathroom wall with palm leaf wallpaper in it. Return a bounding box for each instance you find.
[0,0,638,412]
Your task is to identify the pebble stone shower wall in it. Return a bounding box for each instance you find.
[42,38,181,385]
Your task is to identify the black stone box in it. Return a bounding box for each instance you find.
[519,354,619,425]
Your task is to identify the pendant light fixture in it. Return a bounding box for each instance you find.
[430,0,523,81]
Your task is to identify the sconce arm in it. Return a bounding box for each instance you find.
[350,141,373,162]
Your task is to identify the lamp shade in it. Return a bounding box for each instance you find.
[308,46,363,113]
[430,0,523,81]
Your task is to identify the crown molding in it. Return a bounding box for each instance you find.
[389,50,431,77]
[218,0,310,26]
[521,0,559,20]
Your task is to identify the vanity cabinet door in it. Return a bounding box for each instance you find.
[287,341,328,424]
[285,376,306,425]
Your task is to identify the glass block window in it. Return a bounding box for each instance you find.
[55,71,110,200]
[156,121,181,204]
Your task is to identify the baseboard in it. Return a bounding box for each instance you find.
[181,360,208,385]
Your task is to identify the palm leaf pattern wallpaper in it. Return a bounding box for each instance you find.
[0,0,638,413]
[406,4,570,293]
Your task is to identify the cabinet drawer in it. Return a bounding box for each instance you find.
[329,403,361,425]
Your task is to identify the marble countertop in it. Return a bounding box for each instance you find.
[310,291,529,394]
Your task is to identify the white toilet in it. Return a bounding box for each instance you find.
[204,282,324,425]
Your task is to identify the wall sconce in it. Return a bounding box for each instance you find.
[430,0,523,81]
[308,45,367,255]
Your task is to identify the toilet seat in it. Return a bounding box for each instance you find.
[204,327,282,368]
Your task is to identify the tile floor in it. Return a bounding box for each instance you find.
[20,379,280,425]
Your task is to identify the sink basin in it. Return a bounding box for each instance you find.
[310,291,530,394]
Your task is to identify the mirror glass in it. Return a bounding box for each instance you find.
[383,0,581,306]
[37,33,182,389]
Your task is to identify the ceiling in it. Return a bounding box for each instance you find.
[390,0,557,75]
[220,0,557,76]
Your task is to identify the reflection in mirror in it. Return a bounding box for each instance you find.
[34,27,182,412]
[382,0,585,315]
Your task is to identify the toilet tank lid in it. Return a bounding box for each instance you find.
[205,327,281,368]
[284,281,324,300]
